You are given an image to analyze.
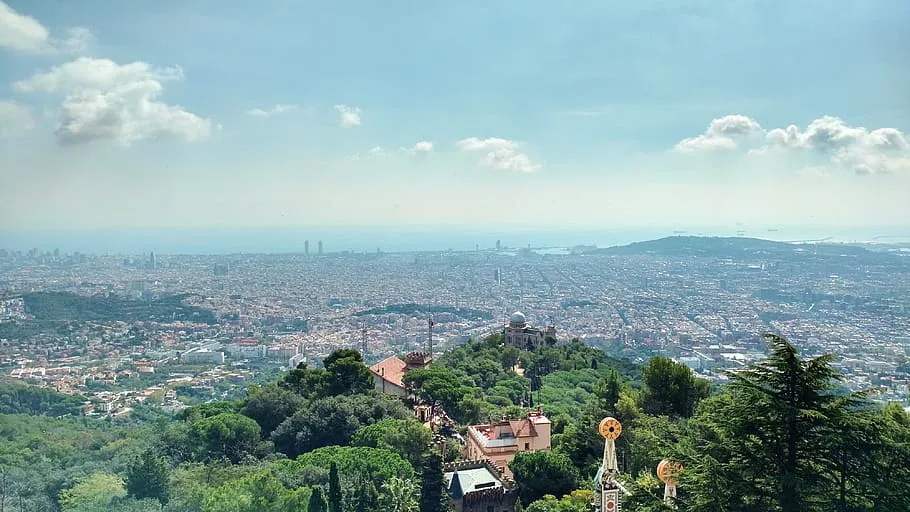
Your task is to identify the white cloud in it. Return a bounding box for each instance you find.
[0,1,92,54]
[346,146,389,161]
[675,114,910,175]
[15,57,211,145]
[245,104,298,118]
[403,140,433,155]
[674,115,764,153]
[334,104,361,128]
[366,146,387,158]
[0,100,34,137]
[456,137,541,172]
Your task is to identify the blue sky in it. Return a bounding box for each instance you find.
[1,0,908,232]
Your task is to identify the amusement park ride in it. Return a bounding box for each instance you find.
[593,417,683,511]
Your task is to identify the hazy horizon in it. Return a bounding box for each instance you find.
[2,224,909,255]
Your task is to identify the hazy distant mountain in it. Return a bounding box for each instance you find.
[598,236,878,259]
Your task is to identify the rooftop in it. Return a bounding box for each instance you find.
[369,356,407,388]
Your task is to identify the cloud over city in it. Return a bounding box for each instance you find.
[14,57,212,145]
[675,115,910,175]
[245,104,298,118]
[456,137,541,173]
[334,104,361,128]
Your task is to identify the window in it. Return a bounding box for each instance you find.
[524,443,529,450]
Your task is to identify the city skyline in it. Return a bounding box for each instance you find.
[1,0,909,231]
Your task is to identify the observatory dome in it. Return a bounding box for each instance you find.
[509,311,527,327]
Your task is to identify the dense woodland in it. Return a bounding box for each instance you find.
[1,334,908,511]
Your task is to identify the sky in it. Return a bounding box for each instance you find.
[1,0,909,235]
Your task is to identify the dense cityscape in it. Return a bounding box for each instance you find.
[3,236,909,416]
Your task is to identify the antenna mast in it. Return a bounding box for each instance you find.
[428,316,434,360]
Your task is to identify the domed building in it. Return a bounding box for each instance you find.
[504,311,556,350]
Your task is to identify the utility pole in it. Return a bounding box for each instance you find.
[361,325,367,361]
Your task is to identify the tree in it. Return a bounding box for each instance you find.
[679,335,878,512]
[501,345,521,371]
[282,446,416,495]
[191,412,263,463]
[178,400,240,423]
[403,367,468,413]
[419,451,452,512]
[596,370,621,418]
[241,385,306,437]
[58,472,126,512]
[509,451,579,506]
[322,349,374,395]
[639,356,709,418]
[308,487,328,512]
[271,394,411,458]
[126,449,170,505]
[351,419,433,468]
[524,490,593,512]
[280,363,329,398]
[328,462,342,512]
[380,477,419,512]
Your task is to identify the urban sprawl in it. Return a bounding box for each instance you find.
[1,237,908,418]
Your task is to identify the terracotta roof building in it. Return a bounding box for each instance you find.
[369,351,431,397]
[464,408,552,478]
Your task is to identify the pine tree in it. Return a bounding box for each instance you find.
[680,334,871,512]
[309,487,329,512]
[328,462,342,512]
[125,449,170,505]
[419,451,452,512]
[596,370,621,418]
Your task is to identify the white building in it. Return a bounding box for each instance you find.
[225,343,266,359]
[181,349,225,365]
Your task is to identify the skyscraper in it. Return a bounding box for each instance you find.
[304,240,309,255]
[496,240,502,251]
[318,241,323,255]
[149,252,156,270]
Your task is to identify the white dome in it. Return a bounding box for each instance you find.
[509,311,527,326]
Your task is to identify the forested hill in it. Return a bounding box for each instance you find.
[1,335,909,511]
[14,291,217,324]
[598,235,880,259]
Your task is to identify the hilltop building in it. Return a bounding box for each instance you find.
[444,460,517,512]
[464,408,551,477]
[369,351,432,397]
[504,311,556,350]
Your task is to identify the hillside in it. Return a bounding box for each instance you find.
[598,235,883,260]
[0,335,907,511]
[19,291,217,324]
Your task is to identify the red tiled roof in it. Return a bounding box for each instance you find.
[370,356,407,388]
[508,419,535,438]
